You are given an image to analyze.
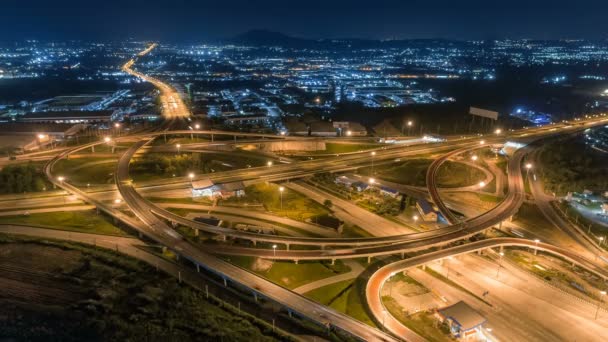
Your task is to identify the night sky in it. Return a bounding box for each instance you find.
[2,0,607,42]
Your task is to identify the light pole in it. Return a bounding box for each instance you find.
[525,163,533,182]
[495,128,502,135]
[176,143,181,155]
[267,161,273,167]
[407,120,413,136]
[534,239,540,256]
[279,186,285,210]
[479,181,486,189]
[480,140,485,145]
[272,244,277,257]
[371,151,376,176]
[413,215,419,225]
[471,155,478,162]
[595,291,606,319]
[188,172,195,187]
[346,130,352,137]
[114,122,121,136]
[496,252,504,278]
[595,291,606,320]
[56,176,65,190]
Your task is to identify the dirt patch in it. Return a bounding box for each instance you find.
[251,257,273,272]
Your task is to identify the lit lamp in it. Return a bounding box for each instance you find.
[279,186,285,210]
[471,155,478,161]
[176,143,181,154]
[267,161,273,167]
[188,172,195,186]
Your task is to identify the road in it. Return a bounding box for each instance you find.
[364,237,608,340]
[424,253,608,341]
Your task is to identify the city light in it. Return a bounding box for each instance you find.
[479,181,486,188]
[267,161,273,167]
[471,155,478,161]
[495,129,502,135]
[104,136,111,143]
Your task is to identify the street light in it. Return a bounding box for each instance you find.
[413,215,419,223]
[534,239,540,255]
[479,181,486,188]
[495,128,502,135]
[272,244,277,257]
[188,172,195,186]
[194,124,200,129]
[369,178,376,185]
[104,136,111,143]
[407,120,413,136]
[267,161,273,167]
[471,155,478,161]
[279,186,285,210]
[176,143,181,154]
[595,290,606,320]
[346,130,352,136]
[57,176,65,183]
[496,252,504,278]
[480,140,485,145]
[371,151,376,176]
[114,198,122,205]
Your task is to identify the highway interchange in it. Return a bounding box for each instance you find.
[6,43,608,341]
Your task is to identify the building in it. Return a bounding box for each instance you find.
[436,301,487,340]
[379,185,400,198]
[332,121,367,136]
[192,179,245,199]
[416,198,438,222]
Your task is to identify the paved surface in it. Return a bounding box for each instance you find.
[424,253,608,341]
[364,237,608,341]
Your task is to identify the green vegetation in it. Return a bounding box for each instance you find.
[382,297,453,342]
[304,279,377,327]
[309,173,404,217]
[131,151,267,182]
[539,137,608,195]
[359,158,430,186]
[0,235,286,341]
[227,256,350,290]
[0,210,128,236]
[358,158,485,188]
[53,157,117,185]
[0,162,48,193]
[228,183,330,222]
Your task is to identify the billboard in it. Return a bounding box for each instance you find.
[469,107,498,120]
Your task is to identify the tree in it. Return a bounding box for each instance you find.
[323,199,333,208]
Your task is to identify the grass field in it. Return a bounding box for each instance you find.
[226,256,351,290]
[0,235,285,341]
[382,296,453,341]
[53,157,118,185]
[0,210,128,236]
[226,183,330,222]
[304,279,377,327]
[358,159,485,188]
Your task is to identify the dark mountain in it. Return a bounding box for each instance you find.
[228,30,314,48]
[226,29,465,50]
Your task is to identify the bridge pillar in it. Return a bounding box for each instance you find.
[91,145,95,153]
[175,254,179,261]
[509,215,514,222]
[196,264,200,272]
[252,240,257,246]
[477,250,482,255]
[534,248,538,256]
[422,264,426,270]
[331,259,335,265]
[367,256,371,264]
[138,232,143,239]
[288,310,293,318]
[498,221,503,230]
[253,292,258,302]
[221,235,226,241]
[286,244,290,251]
[500,245,504,253]
[294,259,299,265]
[194,228,199,237]
[321,245,325,250]
[211,134,214,142]
[223,277,228,287]
[162,246,167,254]
[401,252,405,259]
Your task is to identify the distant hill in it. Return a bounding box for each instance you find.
[225,29,460,49]
[228,30,313,48]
